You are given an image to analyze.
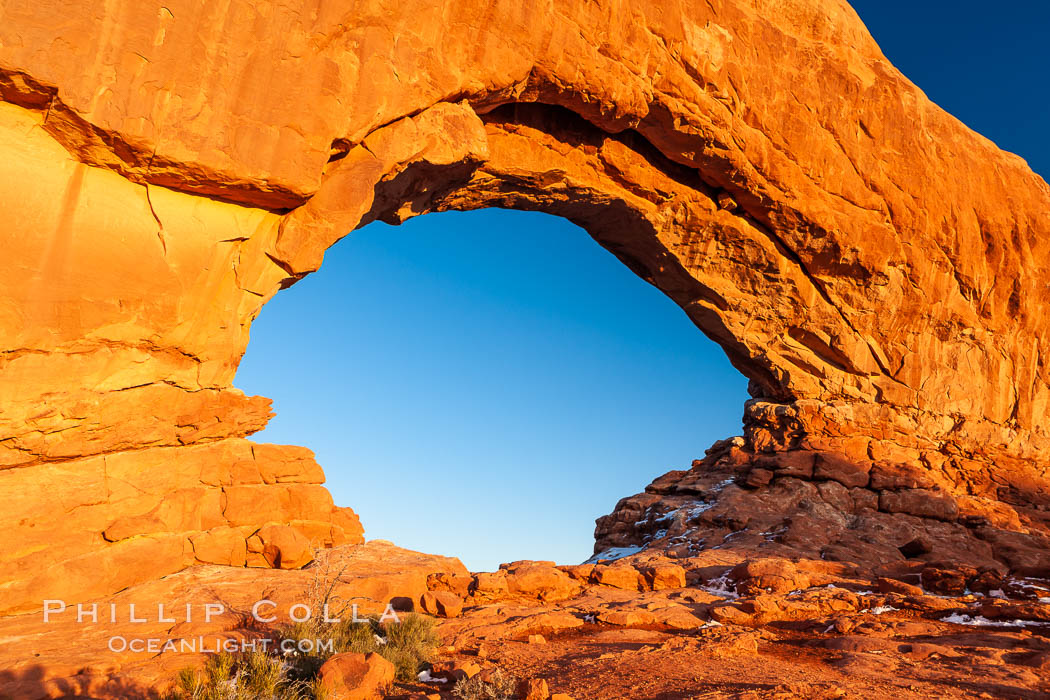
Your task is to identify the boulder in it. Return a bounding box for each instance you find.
[517,678,551,700]
[729,559,808,595]
[596,609,657,627]
[427,571,472,597]
[471,571,510,599]
[318,652,395,700]
[919,566,974,596]
[590,565,645,591]
[505,563,578,601]
[558,564,595,582]
[420,590,464,618]
[642,563,686,591]
[876,577,924,597]
[814,453,871,489]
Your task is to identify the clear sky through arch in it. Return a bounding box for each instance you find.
[236,209,748,571]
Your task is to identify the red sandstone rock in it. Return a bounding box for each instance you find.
[558,564,595,582]
[595,441,1043,580]
[879,489,959,522]
[518,678,551,700]
[0,0,1048,621]
[755,451,815,480]
[590,565,645,592]
[745,467,774,488]
[654,606,707,630]
[597,609,657,627]
[505,563,579,602]
[729,559,808,596]
[642,563,687,591]
[814,453,871,488]
[248,524,314,570]
[876,577,924,597]
[421,590,464,618]
[1,2,1050,698]
[920,567,974,596]
[318,652,395,700]
[471,571,510,599]
[189,527,248,567]
[0,541,464,698]
[428,571,473,597]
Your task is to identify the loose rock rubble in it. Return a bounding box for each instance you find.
[399,549,1050,699]
[596,438,1050,579]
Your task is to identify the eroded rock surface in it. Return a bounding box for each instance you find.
[381,552,1050,698]
[0,542,465,699]
[594,423,1050,578]
[2,0,1049,671]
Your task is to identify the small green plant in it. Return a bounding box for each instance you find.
[168,650,326,700]
[380,613,441,680]
[279,612,439,682]
[451,668,519,700]
[170,552,439,697]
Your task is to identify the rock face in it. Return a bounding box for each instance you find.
[594,434,1050,576]
[2,0,1050,615]
[0,433,364,615]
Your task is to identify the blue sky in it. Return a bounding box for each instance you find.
[236,6,1048,571]
[237,210,746,570]
[850,1,1048,177]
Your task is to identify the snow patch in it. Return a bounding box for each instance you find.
[685,502,715,518]
[418,670,447,683]
[712,478,736,492]
[699,572,739,600]
[941,613,1037,628]
[585,545,643,564]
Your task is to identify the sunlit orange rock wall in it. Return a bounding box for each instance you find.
[2,0,1049,613]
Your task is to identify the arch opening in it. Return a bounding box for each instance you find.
[237,208,749,570]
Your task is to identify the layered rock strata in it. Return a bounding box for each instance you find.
[1,436,363,615]
[595,404,1050,575]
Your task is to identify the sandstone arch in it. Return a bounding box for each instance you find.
[3,0,1050,614]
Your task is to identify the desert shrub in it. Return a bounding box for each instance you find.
[169,650,327,700]
[379,613,440,680]
[451,668,519,700]
[170,553,438,696]
[280,612,439,682]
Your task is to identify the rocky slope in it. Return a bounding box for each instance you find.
[0,541,466,698]
[419,553,1050,699]
[595,427,1050,579]
[3,541,1049,698]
